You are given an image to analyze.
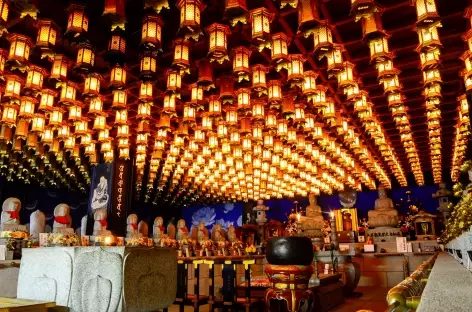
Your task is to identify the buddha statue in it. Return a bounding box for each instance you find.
[0,198,21,228]
[299,193,324,235]
[368,186,398,228]
[253,199,269,225]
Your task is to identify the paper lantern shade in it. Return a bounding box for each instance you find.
[76,43,95,69]
[36,19,58,48]
[141,15,163,48]
[50,55,69,81]
[112,90,127,109]
[83,73,101,96]
[7,34,32,64]
[108,34,126,53]
[66,4,89,35]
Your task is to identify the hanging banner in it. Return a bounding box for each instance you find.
[110,159,132,236]
[88,163,114,215]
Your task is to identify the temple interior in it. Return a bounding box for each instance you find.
[0,0,472,311]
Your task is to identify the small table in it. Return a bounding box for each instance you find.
[0,298,56,312]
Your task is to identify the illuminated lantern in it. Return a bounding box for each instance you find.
[137,102,152,119]
[140,51,157,80]
[1,103,17,126]
[206,23,230,62]
[35,19,58,49]
[196,58,213,86]
[66,4,88,35]
[4,75,23,99]
[337,62,355,88]
[294,103,305,125]
[313,23,333,53]
[176,0,205,34]
[183,104,196,124]
[25,66,46,91]
[7,33,32,64]
[277,119,288,138]
[298,0,322,34]
[249,7,273,42]
[420,48,441,70]
[302,70,318,96]
[225,107,238,127]
[68,103,82,121]
[416,25,441,52]
[267,80,282,106]
[59,82,78,105]
[381,74,401,93]
[423,82,441,99]
[387,92,404,107]
[88,97,103,116]
[423,68,441,85]
[115,109,127,125]
[251,100,265,121]
[141,14,163,48]
[163,94,177,114]
[208,95,221,117]
[0,49,5,77]
[172,38,190,70]
[108,34,126,54]
[322,98,335,120]
[412,0,439,26]
[344,83,360,101]
[93,114,107,130]
[218,75,235,106]
[0,0,9,25]
[376,59,396,79]
[232,46,251,82]
[139,82,153,102]
[166,69,182,92]
[201,112,213,131]
[312,85,328,108]
[189,83,204,105]
[50,55,69,81]
[31,114,45,133]
[288,54,305,84]
[350,0,376,19]
[252,64,268,92]
[110,65,126,88]
[15,119,29,139]
[76,43,95,69]
[57,124,71,140]
[38,89,56,111]
[112,90,127,109]
[18,96,36,120]
[326,44,344,72]
[48,108,63,127]
[369,37,392,62]
[83,73,101,96]
[271,32,290,65]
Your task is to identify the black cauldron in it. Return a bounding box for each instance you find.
[266,237,314,265]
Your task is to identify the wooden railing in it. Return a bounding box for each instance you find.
[385,253,438,312]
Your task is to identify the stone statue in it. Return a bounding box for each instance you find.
[368,186,398,228]
[53,203,73,233]
[253,199,269,225]
[433,182,452,220]
[80,215,88,237]
[1,197,21,227]
[138,221,149,237]
[93,209,110,236]
[29,210,45,240]
[153,217,165,240]
[176,219,188,241]
[227,225,237,243]
[197,222,208,243]
[167,222,176,239]
[299,193,324,236]
[126,214,139,238]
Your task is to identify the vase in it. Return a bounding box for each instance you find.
[266,236,314,265]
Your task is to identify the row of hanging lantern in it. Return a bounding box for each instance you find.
[313,4,406,187]
[354,4,425,186]
[451,95,470,182]
[412,0,442,184]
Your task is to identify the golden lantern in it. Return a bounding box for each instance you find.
[277,119,288,138]
[252,64,268,91]
[83,73,101,96]
[376,59,396,79]
[93,114,107,130]
[369,37,393,62]
[48,108,63,128]
[420,48,441,70]
[31,114,45,133]
[35,19,57,50]
[196,58,213,86]
[176,0,205,35]
[189,83,204,105]
[112,90,127,109]
[412,0,439,26]
[294,103,305,125]
[172,38,190,70]
[267,80,282,106]
[137,102,152,119]
[68,104,83,121]
[304,114,315,132]
[7,33,32,64]
[0,125,14,143]
[166,69,182,92]
[140,53,157,79]
[141,14,163,48]
[108,34,126,54]
[57,124,71,140]
[322,98,335,120]
[381,74,401,93]
[249,7,273,42]
[225,107,238,127]
[326,44,344,72]
[312,85,328,108]
[265,110,277,130]
[302,70,318,96]
[208,95,221,117]
[163,94,177,114]
[1,103,17,126]
[59,82,78,105]
[337,62,355,88]
[4,75,23,99]
[416,25,441,52]
[458,94,469,116]
[88,96,103,116]
[350,0,376,19]
[38,89,56,112]
[119,147,129,160]
[423,82,441,99]
[0,49,6,77]
[50,55,69,81]
[66,4,89,35]
[282,95,295,117]
[387,92,404,107]
[251,99,265,121]
[423,68,441,85]
[297,0,322,34]
[232,46,251,81]
[206,23,230,62]
[183,104,196,124]
[18,96,36,120]
[115,109,127,125]
[271,32,290,66]
[313,23,333,53]
[15,119,29,139]
[76,43,95,68]
[288,54,305,84]
[108,65,126,88]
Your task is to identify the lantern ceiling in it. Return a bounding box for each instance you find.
[0,0,469,206]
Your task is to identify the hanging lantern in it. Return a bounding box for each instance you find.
[225,107,238,128]
[293,103,306,126]
[18,96,36,120]
[183,104,196,124]
[412,0,439,26]
[201,112,213,131]
[326,44,344,72]
[251,99,265,121]
[350,0,376,20]
[172,38,190,71]
[48,108,63,128]
[248,7,273,44]
[206,23,230,63]
[0,0,8,26]
[83,73,101,96]
[252,64,268,92]
[138,82,153,102]
[297,0,322,35]
[176,0,205,39]
[302,70,318,97]
[423,68,441,85]
[196,58,213,87]
[76,43,95,70]
[137,102,152,119]
[369,36,393,63]
[59,82,78,105]
[189,83,204,106]
[423,82,441,99]
[381,73,401,93]
[376,60,396,79]
[416,25,441,52]
[68,103,83,121]
[313,23,333,53]
[4,75,23,99]
[110,65,127,88]
[114,109,128,125]
[0,49,5,78]
[108,33,126,54]
[141,14,163,49]
[66,4,88,36]
[140,51,157,80]
[337,62,355,88]
[35,19,58,57]
[163,94,177,114]
[271,32,290,68]
[31,114,45,133]
[224,0,247,26]
[218,75,235,106]
[7,33,32,65]
[344,83,360,101]
[38,89,56,112]
[93,114,107,130]
[1,103,17,126]
[50,55,70,81]
[23,65,45,92]
[166,69,182,92]
[112,90,127,109]
[88,96,104,116]
[15,119,29,139]
[267,80,283,108]
[208,95,221,117]
[232,46,251,81]
[387,92,405,107]
[288,54,305,85]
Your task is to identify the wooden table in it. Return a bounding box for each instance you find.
[0,298,55,312]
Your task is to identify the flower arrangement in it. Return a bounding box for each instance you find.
[126,237,150,247]
[0,230,29,240]
[47,233,80,247]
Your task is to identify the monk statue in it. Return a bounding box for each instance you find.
[299,193,324,236]
[368,185,398,228]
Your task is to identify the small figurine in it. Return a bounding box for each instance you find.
[29,210,45,240]
[176,219,188,241]
[253,199,269,225]
[53,203,72,233]
[197,222,208,243]
[93,209,109,236]
[1,197,21,227]
[126,214,139,238]
[153,217,165,240]
[227,225,237,243]
[211,223,226,242]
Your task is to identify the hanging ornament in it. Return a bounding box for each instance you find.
[297,0,322,36]
[249,7,274,51]
[83,73,101,96]
[196,58,214,89]
[65,4,89,39]
[232,46,251,82]
[75,43,95,72]
[206,23,231,63]
[288,54,306,87]
[50,55,70,81]
[140,51,158,80]
[35,19,58,60]
[176,0,206,40]
[412,0,440,27]
[7,33,33,71]
[103,0,126,30]
[141,14,163,49]
[350,0,377,22]
[271,32,290,71]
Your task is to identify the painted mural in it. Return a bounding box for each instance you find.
[182,202,243,233]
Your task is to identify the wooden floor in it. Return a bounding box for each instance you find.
[167,286,389,312]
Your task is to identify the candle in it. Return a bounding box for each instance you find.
[296,213,301,222]
[104,236,112,246]
[329,211,335,220]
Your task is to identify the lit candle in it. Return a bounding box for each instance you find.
[297,213,301,222]
[329,211,335,220]
[104,236,112,246]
